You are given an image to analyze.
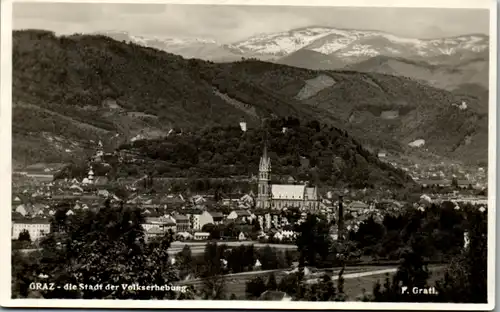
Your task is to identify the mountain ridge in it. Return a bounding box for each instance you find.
[12,29,488,168]
[95,26,489,63]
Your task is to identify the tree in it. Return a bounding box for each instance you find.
[302,273,337,301]
[278,272,300,297]
[202,223,221,240]
[258,246,278,270]
[175,245,193,280]
[245,276,267,299]
[435,206,487,303]
[335,267,347,301]
[18,229,31,242]
[200,242,226,299]
[372,248,430,302]
[12,202,178,299]
[266,272,278,290]
[351,216,385,252]
[296,214,331,266]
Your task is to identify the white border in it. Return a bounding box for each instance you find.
[0,0,496,310]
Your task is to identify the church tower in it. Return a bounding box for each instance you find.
[257,144,271,209]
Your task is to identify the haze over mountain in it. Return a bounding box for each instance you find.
[12,30,488,169]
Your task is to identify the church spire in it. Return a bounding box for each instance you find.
[260,128,271,171]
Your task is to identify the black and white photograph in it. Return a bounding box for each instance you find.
[1,0,496,309]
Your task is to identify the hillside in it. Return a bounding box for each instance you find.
[12,30,488,167]
[276,49,346,70]
[114,119,415,189]
[209,62,488,165]
[345,54,489,91]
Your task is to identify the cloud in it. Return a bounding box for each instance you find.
[12,3,489,43]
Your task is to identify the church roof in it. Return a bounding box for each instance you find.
[271,184,306,200]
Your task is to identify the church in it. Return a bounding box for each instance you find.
[256,145,320,211]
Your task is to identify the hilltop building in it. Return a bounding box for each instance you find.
[256,145,319,211]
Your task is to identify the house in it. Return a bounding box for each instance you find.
[172,214,190,232]
[175,231,193,241]
[145,226,164,241]
[12,195,23,206]
[187,211,203,231]
[239,194,255,208]
[238,232,247,241]
[264,213,272,230]
[191,195,206,206]
[194,232,210,240]
[143,216,176,233]
[254,259,262,269]
[208,211,224,225]
[12,218,51,241]
[257,215,265,231]
[15,204,29,217]
[162,218,177,233]
[198,211,215,229]
[227,210,251,222]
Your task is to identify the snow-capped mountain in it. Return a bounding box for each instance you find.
[95,27,489,65]
[224,27,339,57]
[225,26,488,63]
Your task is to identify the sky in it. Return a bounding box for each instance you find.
[13,3,490,44]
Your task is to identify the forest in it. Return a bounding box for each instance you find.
[51,117,415,190]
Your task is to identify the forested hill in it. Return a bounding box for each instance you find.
[115,118,415,189]
[12,30,487,166]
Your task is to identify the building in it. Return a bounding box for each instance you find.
[142,216,176,234]
[194,232,210,240]
[208,211,224,225]
[12,218,51,241]
[145,226,164,242]
[227,209,252,222]
[199,211,216,229]
[172,214,190,232]
[256,145,319,210]
[188,211,214,231]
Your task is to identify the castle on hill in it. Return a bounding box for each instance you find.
[256,145,319,211]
